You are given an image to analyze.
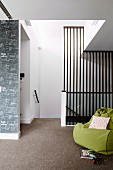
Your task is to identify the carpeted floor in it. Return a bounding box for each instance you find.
[0,118,113,170]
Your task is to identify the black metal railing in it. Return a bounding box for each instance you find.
[63,26,113,125]
[34,90,39,103]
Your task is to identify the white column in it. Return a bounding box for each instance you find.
[61,91,66,126]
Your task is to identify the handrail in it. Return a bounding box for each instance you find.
[34,90,39,103]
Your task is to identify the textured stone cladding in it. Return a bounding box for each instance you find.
[0,20,19,133]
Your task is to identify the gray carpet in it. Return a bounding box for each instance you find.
[0,118,113,170]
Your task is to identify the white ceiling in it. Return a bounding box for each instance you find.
[1,0,113,20]
[31,20,105,50]
[0,8,8,19]
[1,0,113,50]
[31,20,92,38]
[86,20,113,50]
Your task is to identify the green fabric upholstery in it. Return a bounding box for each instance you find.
[73,108,113,155]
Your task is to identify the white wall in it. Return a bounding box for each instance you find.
[30,39,40,119]
[39,37,62,118]
[20,21,40,123]
[20,39,30,122]
[32,20,105,118]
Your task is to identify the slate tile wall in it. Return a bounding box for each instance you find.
[0,20,19,133]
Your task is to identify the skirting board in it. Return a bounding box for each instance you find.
[0,131,21,140]
[34,113,40,118]
[20,114,35,124]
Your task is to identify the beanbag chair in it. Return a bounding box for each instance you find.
[73,108,113,155]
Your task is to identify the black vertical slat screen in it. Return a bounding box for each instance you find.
[105,52,107,107]
[108,52,110,107]
[89,52,91,117]
[73,28,75,117]
[66,28,69,117]
[99,52,101,108]
[76,28,78,117]
[92,52,94,115]
[69,28,71,115]
[64,28,65,91]
[112,52,113,107]
[102,53,103,106]
[86,51,87,118]
[63,26,113,125]
[96,52,97,110]
[79,28,81,108]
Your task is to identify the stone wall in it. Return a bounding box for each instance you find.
[0,20,19,133]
